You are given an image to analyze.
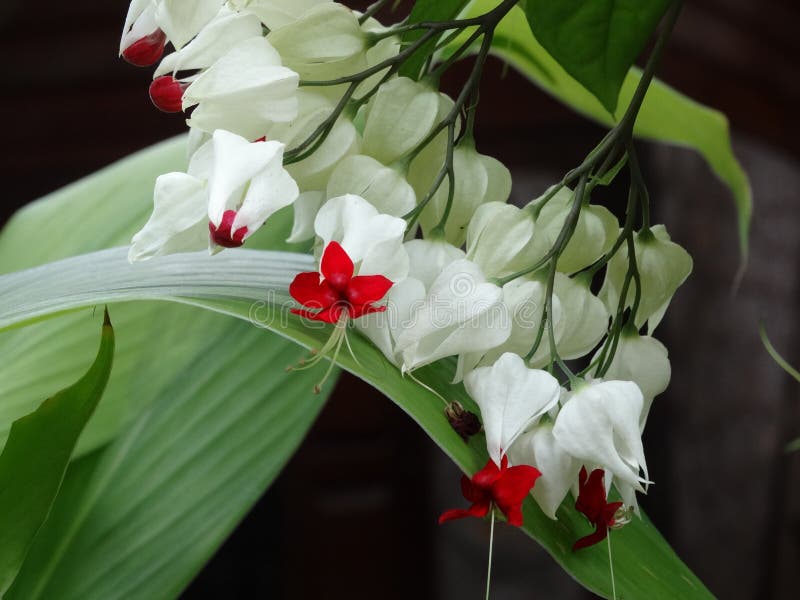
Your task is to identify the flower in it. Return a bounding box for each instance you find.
[552,379,649,511]
[439,456,540,527]
[572,467,624,551]
[600,224,693,332]
[129,130,298,261]
[463,352,561,465]
[289,241,393,323]
[149,76,187,113]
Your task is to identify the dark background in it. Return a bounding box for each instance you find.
[1,1,798,598]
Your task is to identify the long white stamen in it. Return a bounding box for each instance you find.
[607,531,617,600]
[485,510,496,600]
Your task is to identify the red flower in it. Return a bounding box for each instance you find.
[439,456,541,527]
[122,29,168,67]
[290,241,393,324]
[572,467,624,551]
[149,76,187,113]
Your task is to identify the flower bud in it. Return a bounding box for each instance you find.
[326,155,415,217]
[444,402,482,442]
[600,224,693,331]
[525,186,619,274]
[411,142,512,247]
[149,76,187,113]
[466,202,535,279]
[122,29,167,67]
[361,77,440,165]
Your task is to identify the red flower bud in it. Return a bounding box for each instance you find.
[122,29,167,67]
[149,76,186,113]
[209,210,248,248]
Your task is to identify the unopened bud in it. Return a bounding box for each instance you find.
[122,29,167,67]
[149,76,187,113]
[209,210,248,248]
[445,402,481,441]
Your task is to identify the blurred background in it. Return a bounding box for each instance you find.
[1,0,798,598]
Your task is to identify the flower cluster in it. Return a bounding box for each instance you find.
[121,0,693,551]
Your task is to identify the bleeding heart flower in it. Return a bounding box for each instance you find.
[572,467,624,551]
[439,456,540,527]
[290,241,393,324]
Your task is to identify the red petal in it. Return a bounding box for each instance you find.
[291,305,343,324]
[346,274,393,307]
[461,475,491,504]
[572,524,609,551]
[575,468,609,523]
[472,459,502,488]
[209,211,248,248]
[320,241,353,292]
[122,29,167,67]
[149,76,186,113]
[492,465,540,526]
[290,271,338,309]
[438,501,491,525]
[602,501,624,527]
[348,303,387,320]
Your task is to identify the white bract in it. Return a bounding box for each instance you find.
[403,239,465,289]
[287,191,325,244]
[268,90,360,191]
[509,422,580,519]
[553,379,650,510]
[327,155,416,218]
[412,142,512,247]
[230,0,331,30]
[129,130,298,261]
[395,259,511,373]
[464,352,560,465]
[595,331,671,426]
[600,224,693,332]
[154,0,227,49]
[183,36,300,140]
[154,8,262,77]
[314,194,408,281]
[267,3,367,82]
[525,186,618,274]
[361,77,441,166]
[466,202,535,279]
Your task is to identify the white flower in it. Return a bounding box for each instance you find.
[595,331,671,426]
[526,186,619,274]
[360,77,441,166]
[314,194,408,281]
[552,379,649,510]
[509,422,580,519]
[466,202,535,279]
[395,259,511,372]
[403,239,465,289]
[464,352,560,465]
[326,155,416,218]
[129,130,298,261]
[183,36,300,140]
[287,191,325,244]
[268,90,360,191]
[230,0,331,30]
[154,7,262,77]
[267,3,367,81]
[600,224,693,332]
[411,141,512,247]
[155,0,227,49]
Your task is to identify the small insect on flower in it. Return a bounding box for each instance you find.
[439,455,540,527]
[572,467,626,551]
[288,241,393,392]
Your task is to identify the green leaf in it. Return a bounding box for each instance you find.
[522,0,671,112]
[457,0,752,260]
[399,0,472,79]
[760,323,800,384]
[6,318,331,600]
[0,309,114,594]
[0,248,713,599]
[0,137,336,598]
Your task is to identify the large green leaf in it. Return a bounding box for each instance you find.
[0,247,713,599]
[399,0,472,79]
[6,318,331,600]
[0,137,336,598]
[0,311,113,594]
[522,0,671,113]
[459,0,751,260]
